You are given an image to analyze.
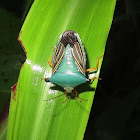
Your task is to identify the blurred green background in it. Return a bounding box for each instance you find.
[0,0,140,140]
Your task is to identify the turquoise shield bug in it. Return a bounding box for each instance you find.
[43,30,103,103]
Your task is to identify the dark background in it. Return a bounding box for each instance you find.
[0,0,140,140]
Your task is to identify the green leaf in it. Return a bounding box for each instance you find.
[7,0,116,139]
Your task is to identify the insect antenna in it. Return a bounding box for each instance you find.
[43,93,65,101]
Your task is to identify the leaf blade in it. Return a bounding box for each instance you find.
[7,0,116,140]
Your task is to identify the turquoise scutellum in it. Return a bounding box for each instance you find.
[42,30,103,103]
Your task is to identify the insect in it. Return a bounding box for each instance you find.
[42,30,103,103]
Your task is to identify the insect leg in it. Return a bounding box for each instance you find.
[63,91,69,103]
[72,90,82,102]
[86,55,103,72]
[51,47,54,50]
[41,78,50,82]
[90,77,102,80]
[71,90,88,102]
[48,56,53,66]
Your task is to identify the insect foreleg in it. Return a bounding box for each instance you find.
[71,90,88,102]
[63,91,69,103]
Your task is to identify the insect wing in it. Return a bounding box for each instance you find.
[72,42,86,76]
[52,42,65,74]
